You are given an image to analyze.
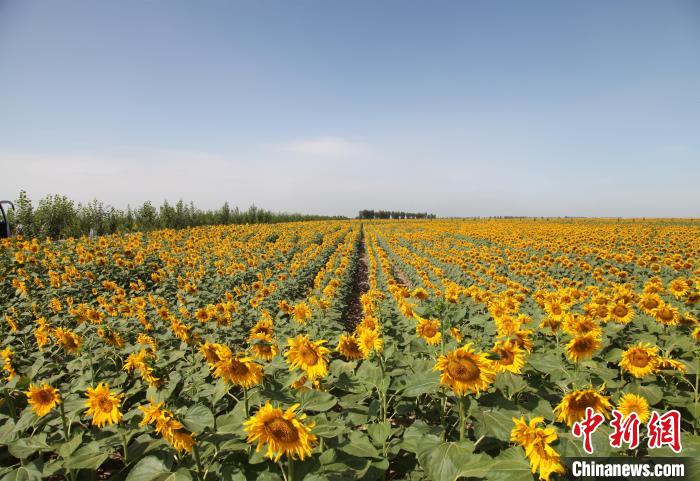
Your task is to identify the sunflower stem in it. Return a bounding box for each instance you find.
[694,353,699,434]
[278,461,288,481]
[377,354,387,422]
[193,442,205,481]
[458,396,465,441]
[87,338,95,385]
[122,432,129,465]
[440,392,448,440]
[287,457,295,481]
[59,398,69,440]
[243,387,249,417]
[3,388,17,421]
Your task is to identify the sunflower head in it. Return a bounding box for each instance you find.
[652,303,680,326]
[553,386,612,426]
[562,314,600,337]
[25,383,61,417]
[199,342,225,365]
[249,318,274,340]
[212,351,264,388]
[492,339,526,374]
[668,278,690,299]
[139,399,166,426]
[1,347,17,380]
[544,299,566,320]
[54,327,82,353]
[416,317,442,346]
[514,329,534,352]
[616,393,650,423]
[84,383,123,427]
[565,332,602,363]
[638,293,662,314]
[336,334,364,360]
[285,335,330,380]
[249,334,279,361]
[434,343,496,396]
[510,416,565,481]
[411,287,429,301]
[449,327,464,343]
[292,303,312,324]
[358,315,379,331]
[657,358,687,373]
[356,328,383,357]
[619,342,660,378]
[244,401,317,462]
[609,301,634,324]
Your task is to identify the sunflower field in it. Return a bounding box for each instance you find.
[0,219,699,481]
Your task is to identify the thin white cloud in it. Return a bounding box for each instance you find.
[281,136,368,158]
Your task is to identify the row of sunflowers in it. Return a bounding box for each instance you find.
[0,219,698,481]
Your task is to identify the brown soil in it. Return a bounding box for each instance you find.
[344,227,370,330]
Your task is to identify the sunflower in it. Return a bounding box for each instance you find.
[514,329,534,352]
[416,317,442,346]
[358,315,379,331]
[53,327,82,353]
[244,401,317,462]
[495,315,519,337]
[619,342,660,378]
[0,347,17,380]
[657,358,687,373]
[543,299,566,321]
[668,278,690,299]
[194,308,210,323]
[84,383,123,427]
[652,303,680,326]
[434,344,496,396]
[590,302,610,322]
[140,401,195,453]
[411,287,429,300]
[285,336,330,380]
[336,334,364,360]
[616,393,650,423]
[643,278,664,295]
[554,387,612,426]
[154,415,195,453]
[693,326,700,343]
[562,314,600,337]
[511,416,566,481]
[249,317,274,340]
[609,301,634,324]
[686,292,699,306]
[212,351,263,388]
[292,303,312,324]
[278,300,293,314]
[566,332,602,363]
[492,340,526,374]
[449,327,464,343]
[199,341,225,365]
[638,293,662,314]
[357,327,383,357]
[679,311,697,326]
[25,383,61,417]
[138,399,166,426]
[249,334,279,361]
[165,423,196,453]
[538,317,561,335]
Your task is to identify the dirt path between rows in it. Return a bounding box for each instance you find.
[392,264,412,288]
[344,226,370,330]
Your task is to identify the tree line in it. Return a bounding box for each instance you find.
[6,191,344,239]
[358,210,436,219]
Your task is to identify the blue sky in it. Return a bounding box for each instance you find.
[0,0,698,217]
